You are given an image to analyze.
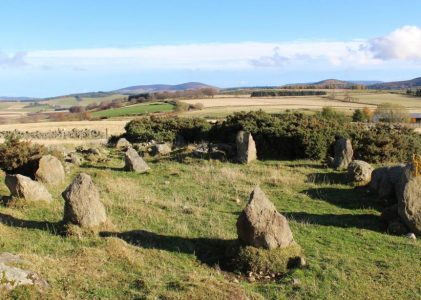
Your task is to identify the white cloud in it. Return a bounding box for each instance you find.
[367,25,421,60]
[3,25,421,72]
[0,51,27,68]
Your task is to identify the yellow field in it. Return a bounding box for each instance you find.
[180,92,421,118]
[0,120,128,135]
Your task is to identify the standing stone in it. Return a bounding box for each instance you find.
[35,155,65,185]
[116,138,132,150]
[236,186,294,249]
[396,163,421,235]
[5,174,53,203]
[370,165,405,202]
[333,138,353,170]
[236,131,257,164]
[124,148,150,173]
[347,160,373,186]
[62,173,107,228]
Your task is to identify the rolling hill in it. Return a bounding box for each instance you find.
[367,77,421,90]
[114,82,217,94]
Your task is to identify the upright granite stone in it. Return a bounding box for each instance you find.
[124,148,150,173]
[35,155,65,185]
[236,131,257,164]
[396,163,421,235]
[347,160,373,186]
[333,138,353,170]
[62,173,107,228]
[237,186,294,249]
[370,165,405,202]
[5,174,53,203]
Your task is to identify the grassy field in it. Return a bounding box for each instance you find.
[91,102,174,118]
[0,153,419,299]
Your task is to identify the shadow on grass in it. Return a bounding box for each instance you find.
[302,187,381,210]
[80,164,124,172]
[0,212,63,234]
[100,230,237,269]
[306,172,349,185]
[285,211,385,232]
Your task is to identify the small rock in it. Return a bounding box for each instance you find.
[116,138,132,150]
[292,278,301,287]
[5,174,53,203]
[406,233,416,240]
[124,148,150,173]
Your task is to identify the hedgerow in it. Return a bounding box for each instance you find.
[121,111,421,163]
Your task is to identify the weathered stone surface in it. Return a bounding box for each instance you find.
[347,160,373,186]
[62,173,107,228]
[387,219,409,235]
[124,148,150,173]
[396,163,421,235]
[237,186,294,249]
[0,253,48,291]
[236,131,257,164]
[65,153,82,166]
[332,138,353,170]
[5,174,53,202]
[151,143,172,156]
[370,165,405,202]
[116,138,132,150]
[35,155,65,185]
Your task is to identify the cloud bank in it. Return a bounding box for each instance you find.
[2,25,421,72]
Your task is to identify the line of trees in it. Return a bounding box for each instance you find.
[406,89,421,97]
[251,90,327,97]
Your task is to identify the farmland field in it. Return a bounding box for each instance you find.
[91,102,174,118]
[40,94,128,108]
[0,120,127,135]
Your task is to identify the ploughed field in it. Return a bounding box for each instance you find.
[0,153,420,299]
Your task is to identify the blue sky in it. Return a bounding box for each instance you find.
[1,0,421,97]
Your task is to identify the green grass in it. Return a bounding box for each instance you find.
[0,155,420,299]
[91,102,174,118]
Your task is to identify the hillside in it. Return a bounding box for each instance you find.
[115,82,217,94]
[368,77,421,90]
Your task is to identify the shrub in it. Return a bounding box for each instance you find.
[351,123,421,163]
[174,101,189,112]
[123,110,421,163]
[0,136,47,174]
[373,103,410,123]
[124,116,211,143]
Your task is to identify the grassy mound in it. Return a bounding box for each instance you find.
[232,243,303,275]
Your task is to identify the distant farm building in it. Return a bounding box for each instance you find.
[410,113,421,123]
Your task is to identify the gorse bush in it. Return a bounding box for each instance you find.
[0,136,47,174]
[122,111,421,163]
[124,116,211,143]
[351,124,421,163]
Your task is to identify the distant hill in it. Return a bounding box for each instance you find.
[0,96,38,102]
[282,79,370,89]
[115,82,217,94]
[367,77,421,90]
